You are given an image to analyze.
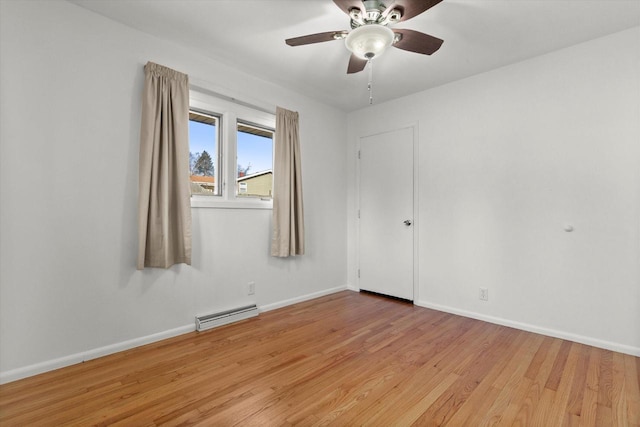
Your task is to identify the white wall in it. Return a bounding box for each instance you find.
[348,27,640,355]
[0,0,348,381]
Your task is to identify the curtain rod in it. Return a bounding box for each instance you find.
[189,82,276,116]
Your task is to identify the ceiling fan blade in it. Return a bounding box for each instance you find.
[333,0,366,17]
[347,54,368,74]
[382,0,443,22]
[393,29,443,55]
[286,31,347,47]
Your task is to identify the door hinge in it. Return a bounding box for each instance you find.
[357,269,360,278]
[357,209,360,219]
[358,150,361,159]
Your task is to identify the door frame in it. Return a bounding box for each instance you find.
[356,123,420,302]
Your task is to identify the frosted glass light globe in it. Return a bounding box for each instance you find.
[345,24,395,60]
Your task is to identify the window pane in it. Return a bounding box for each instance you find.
[189,111,219,195]
[236,122,273,198]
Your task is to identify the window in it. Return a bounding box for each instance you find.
[236,122,274,198]
[189,89,275,209]
[189,111,220,195]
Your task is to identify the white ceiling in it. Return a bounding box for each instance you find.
[69,0,640,112]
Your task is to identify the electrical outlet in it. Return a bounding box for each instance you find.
[479,287,488,301]
[248,281,255,295]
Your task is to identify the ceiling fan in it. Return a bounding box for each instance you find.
[285,0,444,74]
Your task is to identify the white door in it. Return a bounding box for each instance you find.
[358,127,414,300]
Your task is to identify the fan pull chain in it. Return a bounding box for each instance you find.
[367,58,374,105]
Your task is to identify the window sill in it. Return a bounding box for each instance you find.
[191,196,273,210]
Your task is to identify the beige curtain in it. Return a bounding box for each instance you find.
[271,107,305,257]
[137,62,192,269]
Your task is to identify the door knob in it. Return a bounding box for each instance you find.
[403,219,413,226]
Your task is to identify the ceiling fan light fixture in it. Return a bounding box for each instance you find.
[345,24,395,60]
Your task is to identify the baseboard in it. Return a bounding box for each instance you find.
[259,285,348,313]
[0,286,351,384]
[414,299,640,357]
[0,324,195,385]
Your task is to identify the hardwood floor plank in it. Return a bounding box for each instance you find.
[596,403,614,426]
[624,354,640,423]
[564,343,590,418]
[599,348,614,408]
[528,387,558,426]
[511,338,563,425]
[580,388,600,427]
[545,342,581,425]
[545,340,573,391]
[437,329,529,426]
[410,325,519,425]
[580,346,604,427]
[380,372,460,426]
[355,326,490,425]
[330,323,488,425]
[0,291,638,426]
[524,336,556,380]
[478,333,545,426]
[612,351,630,426]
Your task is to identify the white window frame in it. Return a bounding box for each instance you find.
[189,89,275,210]
[189,109,222,196]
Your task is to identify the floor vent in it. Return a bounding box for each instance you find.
[195,304,258,332]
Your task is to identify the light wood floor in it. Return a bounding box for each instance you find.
[1,291,638,426]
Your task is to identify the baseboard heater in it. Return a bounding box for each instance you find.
[195,304,259,332]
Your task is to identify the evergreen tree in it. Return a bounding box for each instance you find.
[193,150,214,176]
